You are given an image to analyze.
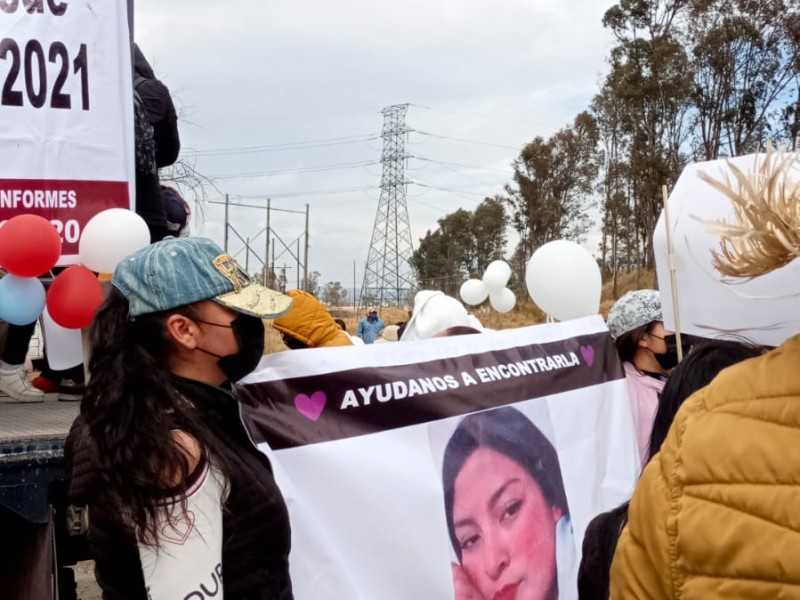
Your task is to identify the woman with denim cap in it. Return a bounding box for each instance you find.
[65,237,295,599]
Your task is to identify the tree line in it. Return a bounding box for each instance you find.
[412,0,800,298]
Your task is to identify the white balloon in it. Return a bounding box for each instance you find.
[482,260,512,292]
[525,240,601,321]
[460,279,489,306]
[489,287,516,313]
[42,307,84,371]
[79,209,150,274]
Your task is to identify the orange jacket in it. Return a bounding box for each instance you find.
[273,289,352,348]
[610,335,800,598]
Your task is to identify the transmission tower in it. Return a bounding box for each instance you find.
[360,104,415,308]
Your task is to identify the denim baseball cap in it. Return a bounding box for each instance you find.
[113,237,293,319]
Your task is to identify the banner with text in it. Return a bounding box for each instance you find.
[241,316,640,600]
[0,0,134,262]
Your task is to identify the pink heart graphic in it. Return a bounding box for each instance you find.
[159,510,195,545]
[295,391,327,421]
[580,345,595,367]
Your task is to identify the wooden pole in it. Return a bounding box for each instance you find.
[662,184,684,362]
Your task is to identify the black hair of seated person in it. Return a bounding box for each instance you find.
[280,331,309,350]
[434,326,482,338]
[646,338,764,460]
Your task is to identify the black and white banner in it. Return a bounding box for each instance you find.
[241,316,639,599]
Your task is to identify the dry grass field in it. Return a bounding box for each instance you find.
[265,270,656,351]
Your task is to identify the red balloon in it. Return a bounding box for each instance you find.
[0,214,62,277]
[46,266,104,329]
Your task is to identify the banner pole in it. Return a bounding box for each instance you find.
[662,184,684,362]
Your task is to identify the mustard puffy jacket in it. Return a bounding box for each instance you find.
[273,289,352,348]
[610,335,800,599]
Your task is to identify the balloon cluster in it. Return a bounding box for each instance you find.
[458,241,602,322]
[0,209,149,330]
[459,260,517,313]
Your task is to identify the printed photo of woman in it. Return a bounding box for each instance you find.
[441,406,573,600]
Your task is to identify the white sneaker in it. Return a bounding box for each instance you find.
[0,366,45,403]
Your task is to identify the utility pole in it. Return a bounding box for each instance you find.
[223,194,230,253]
[245,237,250,272]
[360,104,415,307]
[303,203,309,292]
[265,198,270,283]
[296,239,301,289]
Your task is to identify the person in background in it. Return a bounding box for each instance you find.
[65,237,295,598]
[333,318,347,332]
[606,290,678,465]
[578,340,763,600]
[0,322,43,402]
[274,289,353,349]
[132,43,180,243]
[374,324,400,344]
[356,307,384,344]
[396,310,412,340]
[162,186,191,237]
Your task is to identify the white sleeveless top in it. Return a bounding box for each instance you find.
[137,460,227,599]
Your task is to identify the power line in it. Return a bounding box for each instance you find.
[184,133,382,157]
[209,159,381,180]
[409,180,491,197]
[411,155,514,174]
[206,184,381,201]
[411,130,520,151]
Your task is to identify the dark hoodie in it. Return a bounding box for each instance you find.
[133,44,180,168]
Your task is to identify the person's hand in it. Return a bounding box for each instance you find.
[452,563,484,600]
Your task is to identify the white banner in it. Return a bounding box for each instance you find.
[241,316,639,599]
[0,0,134,262]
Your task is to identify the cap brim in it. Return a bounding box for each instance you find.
[214,283,293,319]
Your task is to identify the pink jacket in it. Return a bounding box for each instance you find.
[623,361,665,465]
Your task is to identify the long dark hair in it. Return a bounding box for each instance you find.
[614,322,657,363]
[646,339,763,461]
[81,288,224,544]
[442,406,568,561]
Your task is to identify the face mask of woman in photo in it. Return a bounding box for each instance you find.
[443,407,571,600]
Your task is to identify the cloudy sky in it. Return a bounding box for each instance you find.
[135,0,615,296]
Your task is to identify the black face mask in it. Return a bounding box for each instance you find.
[653,334,688,372]
[194,313,265,382]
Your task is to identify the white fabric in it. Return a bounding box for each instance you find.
[654,153,800,347]
[245,316,640,599]
[400,290,483,341]
[138,462,226,600]
[556,516,578,598]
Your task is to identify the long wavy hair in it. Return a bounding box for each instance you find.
[442,406,568,562]
[82,288,225,544]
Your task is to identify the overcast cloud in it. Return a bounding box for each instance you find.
[135,0,614,295]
